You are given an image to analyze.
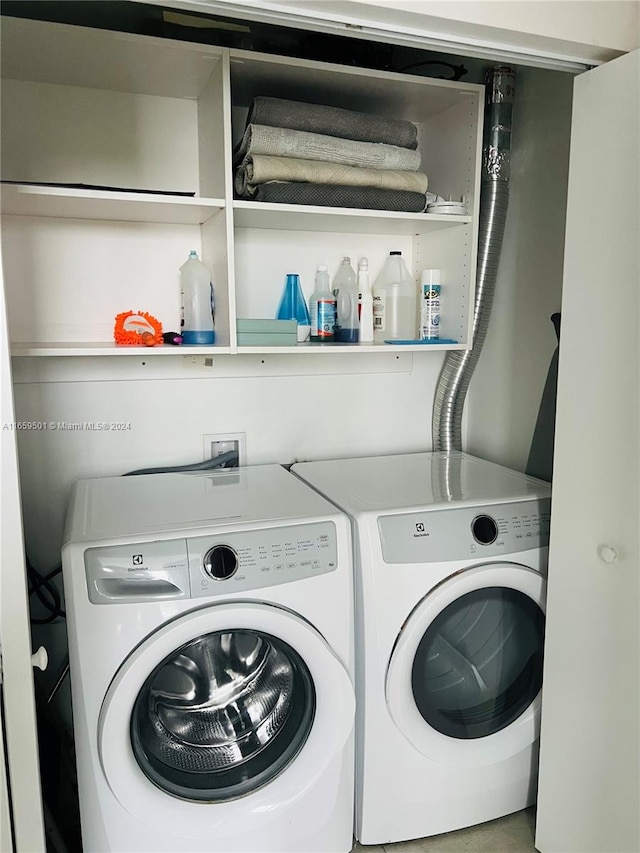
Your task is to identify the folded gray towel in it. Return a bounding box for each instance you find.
[234,154,429,196]
[245,182,427,212]
[248,96,418,150]
[235,124,422,172]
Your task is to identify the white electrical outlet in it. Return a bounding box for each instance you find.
[202,432,246,466]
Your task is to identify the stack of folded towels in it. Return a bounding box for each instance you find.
[233,97,428,212]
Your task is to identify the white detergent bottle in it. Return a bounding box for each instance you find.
[333,257,359,343]
[357,257,374,343]
[372,250,417,342]
[180,250,215,345]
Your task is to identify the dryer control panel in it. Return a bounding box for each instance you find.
[378,498,551,564]
[84,521,337,604]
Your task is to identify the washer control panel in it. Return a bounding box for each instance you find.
[84,521,337,604]
[188,521,338,596]
[378,498,551,564]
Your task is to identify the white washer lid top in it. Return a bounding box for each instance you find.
[291,451,551,516]
[63,465,340,543]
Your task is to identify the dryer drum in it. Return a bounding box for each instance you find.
[130,630,316,801]
[411,587,545,739]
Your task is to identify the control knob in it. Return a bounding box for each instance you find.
[203,545,238,580]
[471,514,498,545]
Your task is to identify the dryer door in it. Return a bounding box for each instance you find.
[386,563,545,767]
[99,602,354,839]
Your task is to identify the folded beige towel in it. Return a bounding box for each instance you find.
[235,124,422,172]
[235,155,428,197]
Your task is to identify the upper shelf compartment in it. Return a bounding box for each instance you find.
[228,49,484,223]
[0,16,228,200]
[0,15,222,99]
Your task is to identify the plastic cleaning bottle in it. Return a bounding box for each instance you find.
[357,257,374,343]
[310,264,336,342]
[372,250,417,342]
[276,273,311,342]
[179,250,215,344]
[419,268,441,340]
[332,257,359,343]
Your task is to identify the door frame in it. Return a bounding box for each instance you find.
[0,236,46,852]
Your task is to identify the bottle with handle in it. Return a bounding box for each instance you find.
[358,257,374,343]
[179,250,215,345]
[372,250,417,342]
[333,257,359,343]
[310,264,337,342]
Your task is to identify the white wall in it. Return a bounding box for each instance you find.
[465,66,573,472]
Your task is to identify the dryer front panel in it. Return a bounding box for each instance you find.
[410,586,544,740]
[386,563,545,767]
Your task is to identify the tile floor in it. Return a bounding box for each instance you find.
[352,807,538,853]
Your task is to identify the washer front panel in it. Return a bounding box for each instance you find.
[378,499,551,564]
[130,629,315,802]
[99,603,355,839]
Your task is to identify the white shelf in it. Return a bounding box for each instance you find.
[10,343,232,357]
[233,201,471,235]
[238,341,467,354]
[11,340,465,357]
[1,185,225,225]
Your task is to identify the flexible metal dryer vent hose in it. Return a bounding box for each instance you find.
[432,66,515,452]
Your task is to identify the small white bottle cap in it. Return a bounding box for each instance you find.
[420,268,441,285]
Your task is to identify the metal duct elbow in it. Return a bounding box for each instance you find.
[432,66,515,453]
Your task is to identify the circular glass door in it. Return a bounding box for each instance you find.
[130,629,315,802]
[411,587,545,739]
[386,564,546,765]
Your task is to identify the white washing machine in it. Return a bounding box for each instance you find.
[61,465,355,853]
[292,451,551,845]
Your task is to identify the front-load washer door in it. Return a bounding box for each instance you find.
[386,563,545,767]
[99,602,354,840]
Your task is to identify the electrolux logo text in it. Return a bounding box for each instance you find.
[413,522,429,539]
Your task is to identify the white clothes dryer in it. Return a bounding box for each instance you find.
[61,465,355,853]
[292,451,551,845]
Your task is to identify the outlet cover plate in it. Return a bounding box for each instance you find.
[202,432,246,466]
